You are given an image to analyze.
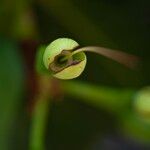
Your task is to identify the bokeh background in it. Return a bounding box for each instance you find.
[0,0,150,150]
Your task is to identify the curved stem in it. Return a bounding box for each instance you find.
[72,46,139,69]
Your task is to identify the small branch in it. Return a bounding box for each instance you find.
[62,81,136,113]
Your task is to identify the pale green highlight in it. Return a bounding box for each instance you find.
[43,38,79,69]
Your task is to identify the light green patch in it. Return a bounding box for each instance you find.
[43,38,79,69]
[54,52,87,79]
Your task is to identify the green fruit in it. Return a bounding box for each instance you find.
[134,87,150,122]
[43,38,87,79]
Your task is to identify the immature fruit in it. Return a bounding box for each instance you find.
[43,38,87,79]
[134,87,150,121]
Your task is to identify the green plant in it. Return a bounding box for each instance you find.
[29,38,149,150]
[38,38,139,79]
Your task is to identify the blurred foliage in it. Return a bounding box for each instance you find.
[0,38,24,149]
[0,0,150,150]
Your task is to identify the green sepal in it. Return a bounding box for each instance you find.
[35,45,52,75]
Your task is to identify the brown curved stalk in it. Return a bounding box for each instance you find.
[72,46,140,69]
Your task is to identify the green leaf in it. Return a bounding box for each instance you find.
[0,37,24,150]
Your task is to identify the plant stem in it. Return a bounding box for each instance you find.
[29,76,51,150]
[29,96,50,150]
[62,81,136,113]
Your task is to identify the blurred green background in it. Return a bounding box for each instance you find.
[0,0,150,150]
